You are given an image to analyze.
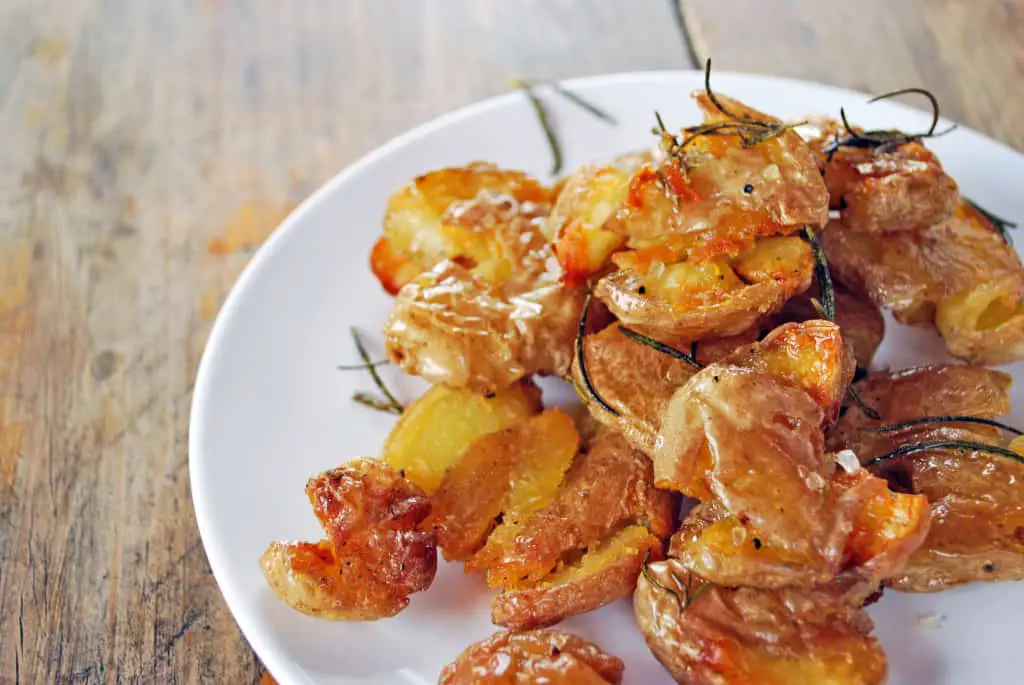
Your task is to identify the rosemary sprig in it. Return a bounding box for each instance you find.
[548,81,618,124]
[862,415,1023,436]
[641,552,711,613]
[350,327,404,414]
[617,325,703,370]
[967,198,1018,245]
[508,78,563,176]
[575,291,619,416]
[865,440,1024,468]
[825,87,956,159]
[847,386,882,420]
[802,226,835,321]
[353,392,403,416]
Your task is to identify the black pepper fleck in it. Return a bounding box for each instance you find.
[743,183,754,194]
[753,537,763,550]
[983,563,996,573]
[638,285,647,295]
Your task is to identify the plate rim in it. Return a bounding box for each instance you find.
[187,67,1023,683]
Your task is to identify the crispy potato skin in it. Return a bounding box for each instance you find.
[808,122,958,234]
[382,381,542,494]
[261,459,436,620]
[492,525,662,630]
[822,202,1024,363]
[473,427,676,588]
[828,365,1024,591]
[634,560,887,685]
[373,163,554,293]
[424,409,580,562]
[385,261,583,394]
[596,237,814,342]
[439,629,625,684]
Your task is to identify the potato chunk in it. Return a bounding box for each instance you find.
[635,560,887,685]
[424,409,580,562]
[372,163,553,294]
[260,459,435,620]
[439,629,624,684]
[382,381,541,493]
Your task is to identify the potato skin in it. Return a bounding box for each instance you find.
[261,459,436,620]
[827,365,1024,592]
[439,629,625,684]
[634,560,887,685]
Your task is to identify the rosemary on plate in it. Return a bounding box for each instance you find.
[350,327,404,415]
[575,291,620,416]
[967,198,1018,245]
[641,552,711,614]
[862,415,1023,436]
[824,87,956,159]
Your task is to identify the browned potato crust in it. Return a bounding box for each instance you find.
[472,427,675,588]
[828,366,1024,592]
[439,629,624,684]
[492,525,661,630]
[261,459,436,620]
[385,261,583,394]
[634,560,887,685]
[808,122,958,234]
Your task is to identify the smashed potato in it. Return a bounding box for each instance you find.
[822,201,1024,363]
[372,163,554,294]
[424,409,579,562]
[472,426,675,587]
[492,525,662,630]
[439,629,624,684]
[635,559,887,685]
[261,459,435,619]
[596,235,814,342]
[829,365,1024,591]
[382,380,541,493]
[808,121,958,234]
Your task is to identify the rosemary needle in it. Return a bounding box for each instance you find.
[575,291,619,416]
[617,325,703,370]
[350,327,403,413]
[548,81,617,124]
[863,415,1023,436]
[508,77,563,176]
[865,440,1024,468]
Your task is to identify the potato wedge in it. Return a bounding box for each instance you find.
[471,427,675,588]
[439,629,624,684]
[596,236,814,342]
[492,525,662,630]
[261,459,435,620]
[635,560,887,685]
[424,409,579,562]
[382,380,541,493]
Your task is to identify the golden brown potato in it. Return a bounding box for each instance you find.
[769,284,885,369]
[261,459,436,620]
[423,409,580,562]
[492,525,662,630]
[384,260,584,394]
[382,380,542,493]
[822,201,1024,363]
[635,559,887,685]
[372,163,554,294]
[808,121,958,234]
[471,427,675,588]
[438,629,625,684]
[596,236,814,342]
[570,324,699,455]
[828,365,1024,592]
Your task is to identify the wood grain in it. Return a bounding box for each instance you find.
[0,1,688,682]
[680,0,1024,149]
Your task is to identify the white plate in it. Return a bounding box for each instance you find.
[190,70,1024,685]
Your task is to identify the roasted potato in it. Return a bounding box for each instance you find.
[372,163,554,294]
[438,629,625,684]
[571,324,699,455]
[423,409,580,562]
[384,260,583,393]
[768,284,885,369]
[822,201,1024,363]
[382,380,542,493]
[471,426,675,587]
[261,459,436,619]
[808,120,958,234]
[596,235,814,342]
[635,559,887,685]
[492,524,662,630]
[828,365,1024,591]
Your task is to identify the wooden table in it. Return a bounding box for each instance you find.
[1,1,1021,681]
